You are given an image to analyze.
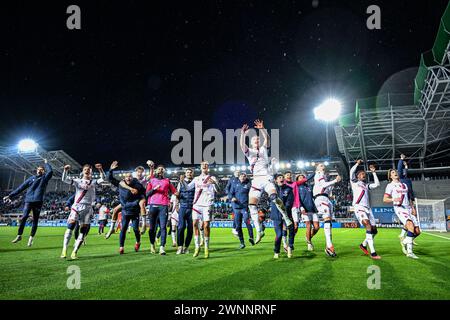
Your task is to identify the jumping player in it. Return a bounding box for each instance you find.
[60,163,106,259]
[108,161,145,254]
[383,169,421,259]
[105,161,153,239]
[350,160,381,260]
[240,119,292,245]
[4,159,53,247]
[313,163,341,257]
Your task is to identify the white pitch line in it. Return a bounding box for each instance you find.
[422,232,450,241]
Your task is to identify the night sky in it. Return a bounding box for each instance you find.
[0,0,448,168]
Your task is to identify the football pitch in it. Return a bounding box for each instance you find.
[0,226,449,300]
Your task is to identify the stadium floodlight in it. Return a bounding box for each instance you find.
[18,139,38,153]
[167,169,172,175]
[218,167,223,172]
[324,161,329,166]
[314,98,342,122]
[230,166,236,171]
[305,162,310,167]
[296,161,305,169]
[241,165,247,171]
[280,162,286,170]
[311,161,316,167]
[286,163,291,169]
[314,98,341,157]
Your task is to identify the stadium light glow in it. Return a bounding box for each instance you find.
[314,98,342,122]
[286,163,291,169]
[324,161,329,166]
[218,167,223,172]
[230,166,236,171]
[296,161,304,169]
[18,139,38,153]
[311,161,316,166]
[305,162,310,167]
[167,169,172,174]
[241,165,246,171]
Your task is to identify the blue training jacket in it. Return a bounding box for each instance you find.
[108,170,145,215]
[228,179,251,210]
[270,184,294,221]
[397,159,415,200]
[8,163,53,203]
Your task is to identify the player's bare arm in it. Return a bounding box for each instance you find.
[95,163,106,180]
[254,119,270,148]
[146,160,155,179]
[240,123,249,153]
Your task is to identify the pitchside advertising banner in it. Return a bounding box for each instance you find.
[372,207,398,225]
[12,207,399,228]
[27,220,344,228]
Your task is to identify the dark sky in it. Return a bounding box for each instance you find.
[0,0,448,168]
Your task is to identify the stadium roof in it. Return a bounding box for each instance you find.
[0,145,82,178]
[335,3,450,171]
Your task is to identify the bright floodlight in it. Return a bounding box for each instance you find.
[230,166,236,171]
[314,98,342,122]
[18,139,38,153]
[297,161,305,169]
[241,165,247,171]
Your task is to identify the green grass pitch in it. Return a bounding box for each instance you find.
[0,226,449,300]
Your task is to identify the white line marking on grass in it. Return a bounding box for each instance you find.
[422,232,450,241]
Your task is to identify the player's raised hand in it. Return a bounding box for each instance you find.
[3,196,10,203]
[356,159,363,165]
[400,154,406,160]
[64,165,71,171]
[254,119,264,129]
[241,123,249,134]
[95,163,103,170]
[146,160,154,168]
[369,164,376,172]
[110,161,119,170]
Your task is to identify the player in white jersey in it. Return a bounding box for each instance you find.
[350,160,381,260]
[105,161,154,239]
[60,163,106,260]
[97,203,110,235]
[240,119,292,245]
[169,193,179,247]
[313,163,341,257]
[187,161,219,259]
[383,169,421,259]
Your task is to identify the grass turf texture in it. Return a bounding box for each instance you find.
[0,227,449,300]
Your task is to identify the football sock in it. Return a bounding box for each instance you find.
[324,221,333,248]
[63,229,72,251]
[366,231,375,254]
